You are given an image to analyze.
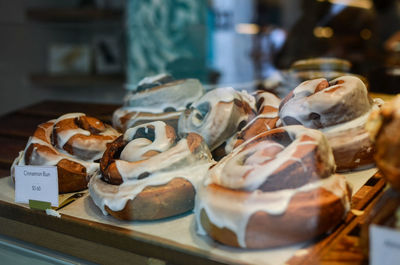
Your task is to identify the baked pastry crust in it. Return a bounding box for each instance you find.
[113,78,204,132]
[11,113,120,193]
[227,91,281,152]
[279,76,382,171]
[105,177,195,220]
[89,121,213,221]
[200,183,350,248]
[195,125,351,248]
[179,87,256,153]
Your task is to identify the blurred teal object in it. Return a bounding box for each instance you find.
[126,0,208,88]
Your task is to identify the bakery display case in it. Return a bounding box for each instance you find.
[0,99,387,265]
[1,0,400,264]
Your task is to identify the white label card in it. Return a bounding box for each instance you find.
[370,224,400,265]
[14,165,59,207]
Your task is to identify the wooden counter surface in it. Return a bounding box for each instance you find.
[0,100,387,265]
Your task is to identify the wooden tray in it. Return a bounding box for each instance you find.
[0,100,387,264]
[0,170,385,265]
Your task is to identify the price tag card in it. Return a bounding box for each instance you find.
[14,165,59,207]
[370,224,400,265]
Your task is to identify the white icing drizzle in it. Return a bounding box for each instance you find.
[89,162,212,215]
[321,99,381,171]
[195,173,350,248]
[195,125,346,248]
[120,138,152,161]
[123,79,204,113]
[117,139,194,182]
[239,89,257,109]
[55,113,86,123]
[11,114,119,184]
[115,110,181,132]
[124,120,166,142]
[178,87,256,151]
[113,79,204,132]
[209,126,333,191]
[137,73,169,86]
[279,76,372,128]
[52,113,120,160]
[112,108,135,130]
[78,126,120,161]
[256,91,281,110]
[13,124,99,176]
[120,121,175,162]
[89,121,214,215]
[244,91,280,130]
[223,91,281,155]
[322,100,381,135]
[56,128,90,149]
[223,134,239,155]
[239,113,279,133]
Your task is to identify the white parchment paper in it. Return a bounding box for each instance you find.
[0,167,378,265]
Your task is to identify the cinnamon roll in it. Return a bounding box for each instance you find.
[195,126,351,248]
[178,87,256,153]
[89,121,213,220]
[279,75,382,171]
[11,113,120,193]
[226,91,281,153]
[113,75,204,132]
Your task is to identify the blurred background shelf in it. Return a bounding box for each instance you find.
[26,8,123,23]
[29,73,125,87]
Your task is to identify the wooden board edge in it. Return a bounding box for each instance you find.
[0,200,241,265]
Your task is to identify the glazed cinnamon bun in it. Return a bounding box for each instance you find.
[178,87,256,153]
[11,113,120,193]
[279,75,382,171]
[89,121,213,220]
[113,75,204,132]
[226,90,281,153]
[196,126,351,248]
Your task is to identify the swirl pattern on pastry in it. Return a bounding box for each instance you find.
[89,121,214,220]
[178,87,256,152]
[226,91,281,153]
[279,75,382,171]
[11,113,120,193]
[113,77,204,132]
[195,125,351,248]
